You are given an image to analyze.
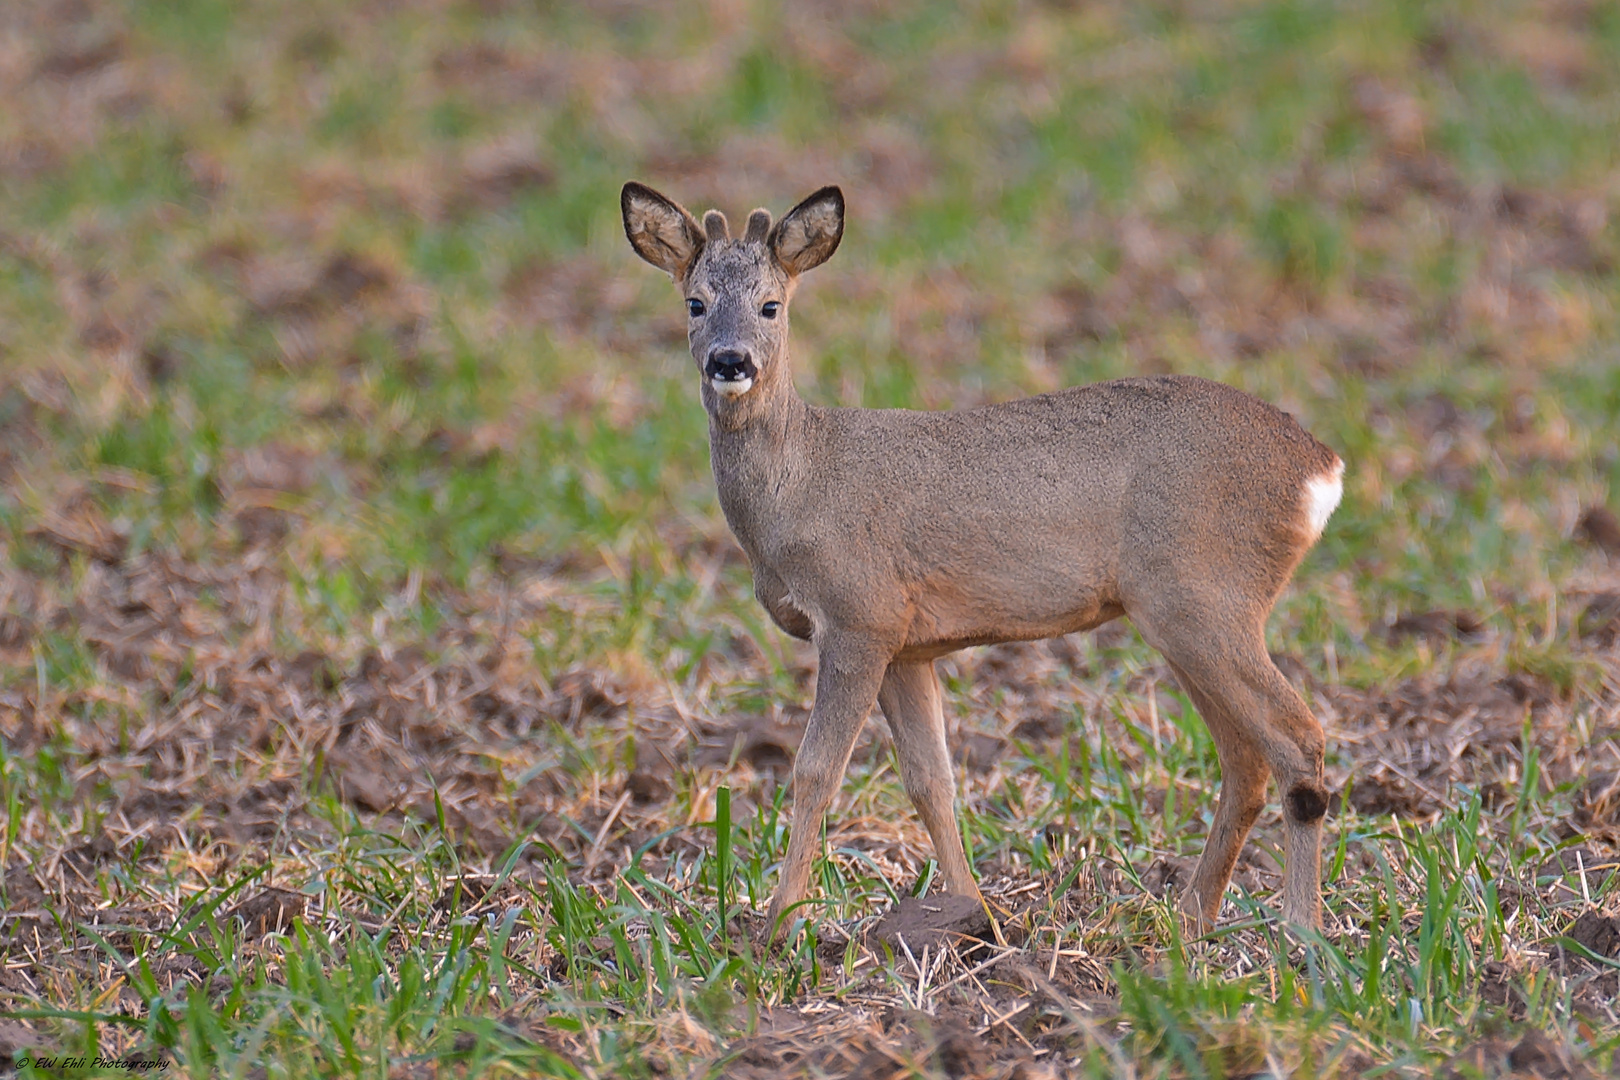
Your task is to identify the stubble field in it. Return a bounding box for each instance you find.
[2,0,1620,1076]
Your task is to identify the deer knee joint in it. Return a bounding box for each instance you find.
[900,768,950,804]
[1285,782,1328,824]
[792,756,841,799]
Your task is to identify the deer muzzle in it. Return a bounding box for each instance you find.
[705,349,758,396]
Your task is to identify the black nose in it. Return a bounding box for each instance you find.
[705,349,758,382]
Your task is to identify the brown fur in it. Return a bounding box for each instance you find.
[621,182,1344,937]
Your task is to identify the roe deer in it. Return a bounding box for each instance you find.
[621,181,1344,936]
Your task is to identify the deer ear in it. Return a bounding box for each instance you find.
[769,186,844,276]
[622,182,705,280]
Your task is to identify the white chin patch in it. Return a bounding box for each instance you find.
[712,376,753,397]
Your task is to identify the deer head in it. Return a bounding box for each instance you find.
[621,182,843,406]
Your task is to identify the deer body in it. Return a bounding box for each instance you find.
[622,182,1343,937]
[717,381,1333,657]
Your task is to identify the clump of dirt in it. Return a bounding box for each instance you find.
[1565,910,1620,960]
[323,745,404,813]
[1574,506,1620,555]
[549,667,631,725]
[1345,773,1432,817]
[867,895,994,957]
[242,250,394,320]
[1441,1028,1598,1079]
[1141,855,1198,900]
[225,888,309,939]
[626,740,678,804]
[1382,608,1486,643]
[695,715,805,774]
[1573,772,1620,829]
[1478,961,1526,1018]
[0,1019,46,1064]
[25,501,128,564]
[955,731,1007,773]
[722,1006,1025,1080]
[1577,595,1620,645]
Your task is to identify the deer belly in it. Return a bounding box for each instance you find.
[902,559,1118,656]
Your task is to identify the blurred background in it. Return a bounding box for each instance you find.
[3,0,1616,620]
[1,0,1619,1072]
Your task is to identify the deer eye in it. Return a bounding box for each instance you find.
[687,298,706,317]
[760,301,781,319]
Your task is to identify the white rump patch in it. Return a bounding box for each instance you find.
[712,376,753,396]
[1301,460,1344,540]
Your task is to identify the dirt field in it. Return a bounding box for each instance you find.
[2,0,1619,1076]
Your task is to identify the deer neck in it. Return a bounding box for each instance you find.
[705,357,810,552]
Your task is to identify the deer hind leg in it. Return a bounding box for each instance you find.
[765,633,890,939]
[1134,607,1328,929]
[1264,669,1330,929]
[878,659,980,899]
[1163,660,1269,927]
